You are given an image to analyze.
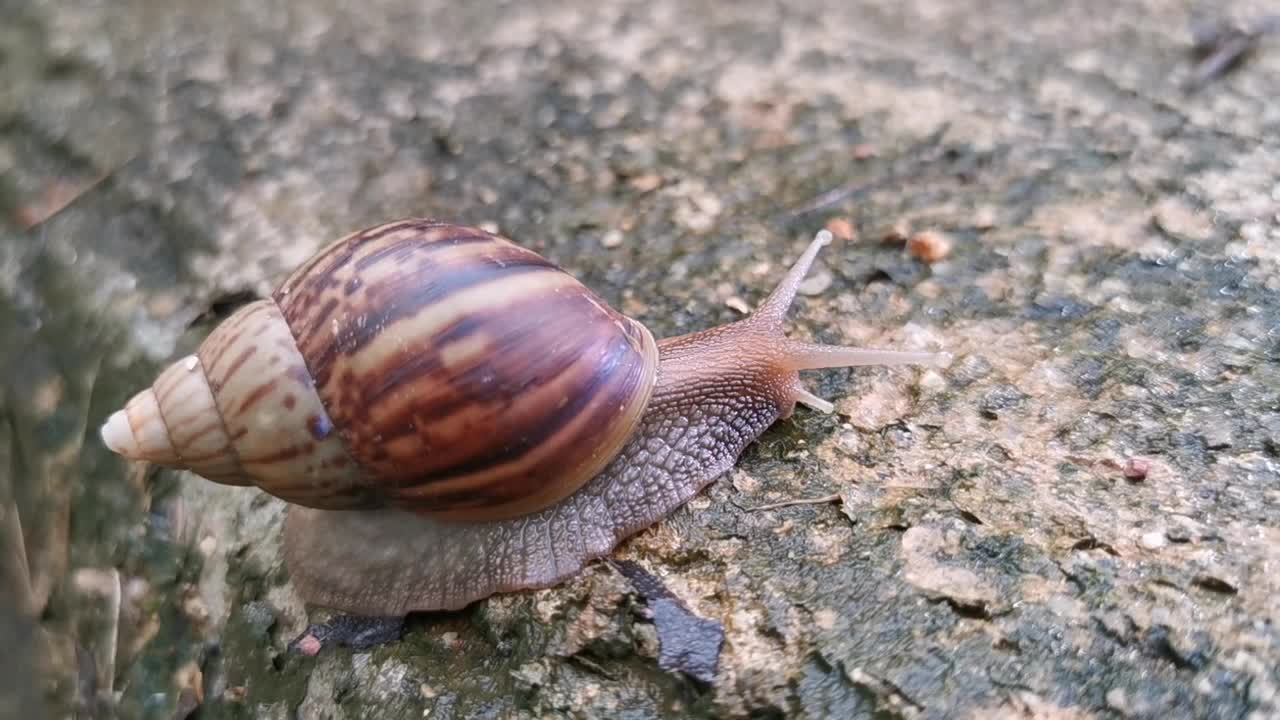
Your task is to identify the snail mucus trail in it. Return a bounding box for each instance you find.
[100,219,951,644]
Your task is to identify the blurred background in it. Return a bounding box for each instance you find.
[2,0,1278,718]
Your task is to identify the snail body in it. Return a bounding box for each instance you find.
[101,219,949,616]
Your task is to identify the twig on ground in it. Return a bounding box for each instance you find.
[1184,14,1280,91]
[744,493,842,511]
[784,123,952,217]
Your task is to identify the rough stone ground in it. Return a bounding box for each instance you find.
[2,0,1278,718]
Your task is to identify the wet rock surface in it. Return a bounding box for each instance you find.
[2,0,1278,717]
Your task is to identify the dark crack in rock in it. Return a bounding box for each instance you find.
[288,615,407,655]
[613,560,725,685]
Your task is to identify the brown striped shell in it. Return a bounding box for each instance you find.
[100,220,659,521]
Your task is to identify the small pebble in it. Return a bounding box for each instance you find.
[731,470,760,494]
[629,173,664,193]
[198,534,218,557]
[1123,458,1149,481]
[1166,514,1199,543]
[972,205,998,230]
[1106,688,1130,714]
[1140,531,1167,550]
[32,378,64,417]
[222,686,247,703]
[725,296,752,314]
[1153,197,1213,241]
[173,660,205,703]
[852,143,877,160]
[675,187,723,233]
[72,567,120,597]
[824,217,856,241]
[146,291,184,318]
[917,369,947,395]
[240,601,277,639]
[181,588,210,627]
[1202,425,1232,450]
[835,431,862,458]
[907,230,953,263]
[1239,221,1267,244]
[600,230,624,248]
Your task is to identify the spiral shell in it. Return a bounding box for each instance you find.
[101,220,659,521]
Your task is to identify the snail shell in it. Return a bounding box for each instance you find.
[102,220,658,521]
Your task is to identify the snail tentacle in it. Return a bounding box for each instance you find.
[750,229,834,326]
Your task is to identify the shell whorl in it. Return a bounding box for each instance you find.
[102,219,659,522]
[101,355,250,487]
[102,300,381,510]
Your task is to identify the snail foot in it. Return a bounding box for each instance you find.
[288,614,406,655]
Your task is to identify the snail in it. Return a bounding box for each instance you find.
[99,219,950,619]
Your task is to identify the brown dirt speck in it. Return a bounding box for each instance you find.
[906,230,953,263]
